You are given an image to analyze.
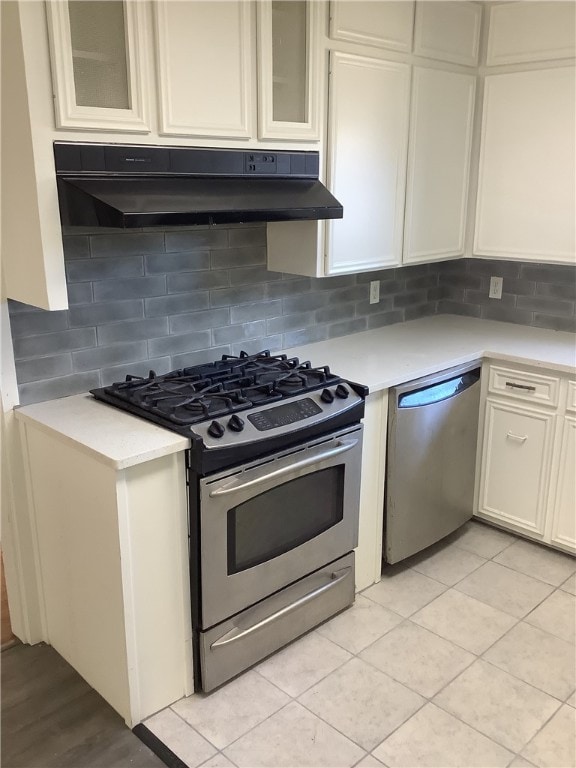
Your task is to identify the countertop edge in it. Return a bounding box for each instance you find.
[15,398,190,471]
[15,317,576,469]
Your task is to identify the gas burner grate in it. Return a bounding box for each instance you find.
[99,350,345,427]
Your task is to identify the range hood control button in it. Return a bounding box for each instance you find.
[227,415,245,433]
[208,420,225,438]
[321,388,334,404]
[336,384,349,399]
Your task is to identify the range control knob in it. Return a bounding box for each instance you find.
[321,388,335,404]
[207,420,225,438]
[335,384,349,399]
[227,414,245,432]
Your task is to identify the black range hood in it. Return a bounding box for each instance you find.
[55,143,343,228]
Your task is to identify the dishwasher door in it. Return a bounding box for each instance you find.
[385,362,481,564]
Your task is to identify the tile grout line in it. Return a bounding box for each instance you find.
[155,524,573,767]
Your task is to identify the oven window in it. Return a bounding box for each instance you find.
[227,466,345,574]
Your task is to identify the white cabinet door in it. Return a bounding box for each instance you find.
[326,52,410,274]
[414,2,482,67]
[487,1,576,66]
[330,1,414,53]
[154,1,254,139]
[550,415,576,553]
[474,67,576,264]
[257,0,320,140]
[46,0,150,132]
[479,399,556,539]
[403,68,475,264]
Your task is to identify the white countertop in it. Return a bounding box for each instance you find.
[284,315,576,390]
[15,393,190,470]
[15,316,576,469]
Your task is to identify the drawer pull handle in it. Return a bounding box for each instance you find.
[505,382,537,392]
[507,431,528,443]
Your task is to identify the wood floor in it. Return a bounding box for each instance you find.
[1,552,17,650]
[1,642,165,768]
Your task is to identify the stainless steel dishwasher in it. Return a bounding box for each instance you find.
[384,361,481,564]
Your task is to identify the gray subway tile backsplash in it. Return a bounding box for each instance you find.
[93,276,167,301]
[169,308,230,335]
[97,317,169,346]
[68,299,144,327]
[90,232,165,257]
[148,329,212,358]
[72,341,149,373]
[14,328,97,360]
[16,354,73,384]
[66,255,144,282]
[145,251,210,274]
[210,246,266,270]
[7,223,576,405]
[165,229,228,253]
[144,291,210,318]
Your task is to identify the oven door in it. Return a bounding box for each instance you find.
[199,424,363,629]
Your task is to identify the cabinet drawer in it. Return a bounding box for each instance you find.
[488,366,560,407]
[567,381,576,413]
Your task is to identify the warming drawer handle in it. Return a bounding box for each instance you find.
[208,439,359,497]
[505,381,537,392]
[507,431,528,443]
[210,567,352,650]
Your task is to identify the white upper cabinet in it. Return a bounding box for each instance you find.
[474,67,576,264]
[46,0,150,132]
[326,52,411,274]
[413,2,481,67]
[154,1,254,139]
[330,1,415,53]
[486,2,576,66]
[403,68,476,264]
[257,1,320,140]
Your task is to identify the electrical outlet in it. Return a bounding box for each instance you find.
[489,276,503,299]
[370,281,380,304]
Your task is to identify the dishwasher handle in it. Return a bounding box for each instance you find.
[398,368,480,408]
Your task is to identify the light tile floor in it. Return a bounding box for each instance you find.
[145,522,576,768]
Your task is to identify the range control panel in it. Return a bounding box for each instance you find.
[248,398,322,431]
[196,385,362,449]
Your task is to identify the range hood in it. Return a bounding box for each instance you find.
[55,143,343,228]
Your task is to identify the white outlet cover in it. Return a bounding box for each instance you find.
[489,276,503,299]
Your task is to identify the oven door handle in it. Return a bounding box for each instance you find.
[208,438,359,498]
[210,566,352,649]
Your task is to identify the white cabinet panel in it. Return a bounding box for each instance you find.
[46,0,150,132]
[414,2,481,67]
[474,67,576,264]
[257,0,320,140]
[479,399,555,538]
[403,67,475,263]
[487,2,576,66]
[326,52,410,274]
[550,416,576,552]
[330,1,414,53]
[154,1,254,138]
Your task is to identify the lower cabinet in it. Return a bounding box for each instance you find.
[18,421,192,726]
[476,363,576,554]
[550,415,576,551]
[478,398,554,538]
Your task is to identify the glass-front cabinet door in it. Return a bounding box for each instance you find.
[257,0,320,140]
[46,0,149,132]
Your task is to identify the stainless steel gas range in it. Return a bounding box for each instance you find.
[91,351,368,691]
